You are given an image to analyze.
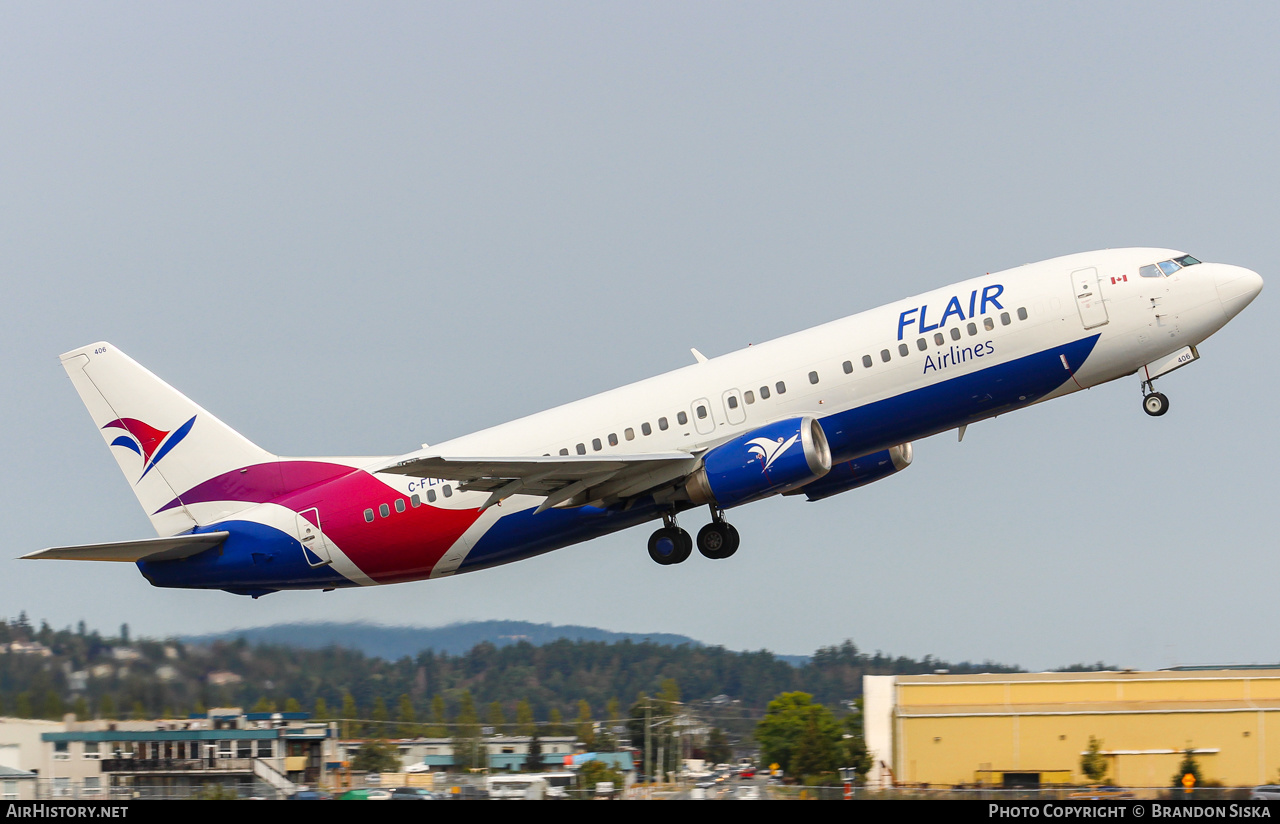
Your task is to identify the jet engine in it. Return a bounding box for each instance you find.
[684,416,831,508]
[784,443,913,502]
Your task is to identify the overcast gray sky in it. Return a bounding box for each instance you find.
[3,2,1274,671]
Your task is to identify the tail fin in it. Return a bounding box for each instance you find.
[61,342,277,536]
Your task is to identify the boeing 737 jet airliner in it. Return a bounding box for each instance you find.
[27,249,1262,596]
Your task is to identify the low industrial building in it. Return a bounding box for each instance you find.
[864,668,1280,788]
[0,765,38,800]
[341,735,579,772]
[39,709,336,799]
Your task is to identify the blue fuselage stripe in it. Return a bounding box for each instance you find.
[821,333,1100,462]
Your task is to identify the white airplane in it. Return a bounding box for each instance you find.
[26,248,1262,597]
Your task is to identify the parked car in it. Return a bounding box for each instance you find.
[391,787,436,800]
[338,788,392,800]
[1249,786,1280,801]
[287,788,332,800]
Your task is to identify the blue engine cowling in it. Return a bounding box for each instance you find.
[685,416,832,508]
[784,443,913,502]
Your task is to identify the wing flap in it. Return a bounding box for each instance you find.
[22,532,229,563]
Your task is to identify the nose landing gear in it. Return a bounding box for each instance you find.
[1142,391,1169,417]
[1140,376,1170,417]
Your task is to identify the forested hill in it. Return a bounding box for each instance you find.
[0,616,1032,725]
[182,620,712,661]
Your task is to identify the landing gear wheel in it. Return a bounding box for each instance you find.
[648,527,692,565]
[697,522,741,559]
[718,524,740,559]
[1143,392,1169,417]
[697,523,726,559]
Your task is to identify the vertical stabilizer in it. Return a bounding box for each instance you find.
[60,342,277,536]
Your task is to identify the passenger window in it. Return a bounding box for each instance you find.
[862,355,873,368]
[625,428,634,441]
[1017,307,1028,321]
[677,411,688,425]
[808,371,819,384]
[880,349,891,363]
[934,332,945,346]
[427,489,437,503]
[744,391,755,404]
[592,438,602,451]
[759,386,770,399]
[775,381,787,394]
[984,317,994,331]
[898,343,909,357]
[727,396,738,409]
[659,417,669,430]
[1001,312,1011,325]
[608,433,618,446]
[379,503,390,518]
[576,443,586,455]
[843,360,853,374]
[559,448,569,456]
[364,509,374,523]
[411,494,421,508]
[696,405,708,419]
[642,422,653,435]
[967,322,977,336]
[917,338,927,352]
[395,499,406,513]
[950,327,961,341]
[443,485,452,498]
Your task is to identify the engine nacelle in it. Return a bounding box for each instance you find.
[685,417,831,508]
[785,443,913,502]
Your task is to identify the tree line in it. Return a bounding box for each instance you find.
[0,615,1024,730]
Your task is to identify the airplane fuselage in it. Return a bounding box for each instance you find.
[34,248,1262,596]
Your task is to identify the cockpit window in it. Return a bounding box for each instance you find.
[1141,256,1201,278]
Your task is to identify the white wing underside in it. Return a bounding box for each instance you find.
[378,453,701,512]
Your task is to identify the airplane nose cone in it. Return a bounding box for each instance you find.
[1215,265,1263,318]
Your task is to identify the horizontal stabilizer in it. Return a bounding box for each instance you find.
[22,532,229,563]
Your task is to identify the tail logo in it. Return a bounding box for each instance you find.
[103,415,197,482]
[746,435,798,472]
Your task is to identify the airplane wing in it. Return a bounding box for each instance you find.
[378,453,701,512]
[22,532,229,563]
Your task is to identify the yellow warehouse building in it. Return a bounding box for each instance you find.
[863,669,1280,788]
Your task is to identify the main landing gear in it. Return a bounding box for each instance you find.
[696,508,740,560]
[648,508,740,565]
[647,514,691,565]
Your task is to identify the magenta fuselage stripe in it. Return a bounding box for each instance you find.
[154,461,355,513]
[156,460,482,583]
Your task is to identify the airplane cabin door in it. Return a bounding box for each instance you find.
[296,508,333,567]
[1071,267,1109,329]
[691,398,716,435]
[722,389,746,426]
